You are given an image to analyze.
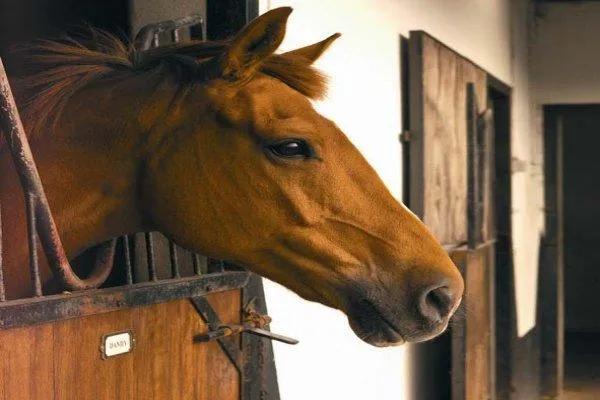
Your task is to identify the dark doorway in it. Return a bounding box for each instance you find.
[488,81,513,400]
[543,105,600,400]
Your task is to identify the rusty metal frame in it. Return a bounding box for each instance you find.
[0,60,117,293]
[0,272,249,330]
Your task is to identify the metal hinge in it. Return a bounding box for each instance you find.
[399,130,412,143]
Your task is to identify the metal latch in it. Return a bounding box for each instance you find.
[194,303,298,345]
[399,130,412,142]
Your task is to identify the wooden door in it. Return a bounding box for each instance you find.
[407,31,496,400]
[0,292,241,400]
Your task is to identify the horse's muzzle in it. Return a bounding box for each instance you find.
[345,280,462,347]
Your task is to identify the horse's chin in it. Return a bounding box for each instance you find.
[348,315,450,347]
[348,316,406,347]
[346,299,450,347]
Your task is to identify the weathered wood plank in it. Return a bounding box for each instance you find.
[410,32,496,400]
[53,307,136,399]
[418,34,488,246]
[450,244,495,400]
[464,244,495,400]
[203,291,241,400]
[0,325,54,400]
[133,292,240,400]
[0,293,241,400]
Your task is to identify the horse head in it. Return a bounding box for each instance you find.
[141,7,464,346]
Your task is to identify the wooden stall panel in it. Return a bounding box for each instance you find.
[450,245,495,400]
[0,290,241,400]
[133,291,241,400]
[0,325,54,400]
[410,31,496,400]
[412,32,488,246]
[464,245,495,400]
[53,307,137,400]
[421,34,465,245]
[203,292,241,400]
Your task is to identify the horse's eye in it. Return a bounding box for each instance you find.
[268,139,314,159]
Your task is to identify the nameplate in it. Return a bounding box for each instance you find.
[101,330,134,359]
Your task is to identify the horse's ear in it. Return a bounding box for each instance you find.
[282,33,341,64]
[220,7,292,79]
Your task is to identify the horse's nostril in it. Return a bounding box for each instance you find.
[419,286,455,323]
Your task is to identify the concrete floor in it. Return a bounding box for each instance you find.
[564,332,600,400]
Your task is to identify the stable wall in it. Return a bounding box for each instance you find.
[533,2,600,105]
[259,0,543,399]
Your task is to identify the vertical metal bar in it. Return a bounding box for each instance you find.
[122,235,133,285]
[466,82,479,250]
[145,232,157,281]
[169,241,180,278]
[171,29,180,43]
[0,202,5,301]
[1,58,110,291]
[192,253,202,275]
[26,194,42,297]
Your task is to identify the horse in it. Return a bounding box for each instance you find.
[0,7,463,347]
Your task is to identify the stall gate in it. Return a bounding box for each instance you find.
[0,5,285,400]
[407,31,497,400]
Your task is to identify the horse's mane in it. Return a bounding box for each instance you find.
[1,29,328,150]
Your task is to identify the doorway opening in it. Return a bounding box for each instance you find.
[543,105,600,400]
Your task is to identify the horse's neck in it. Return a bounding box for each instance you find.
[0,77,165,297]
[36,79,165,252]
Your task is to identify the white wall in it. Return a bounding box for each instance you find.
[510,0,546,338]
[533,2,600,104]
[259,0,542,399]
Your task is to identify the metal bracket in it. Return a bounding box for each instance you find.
[192,298,298,345]
[399,130,412,143]
[190,295,298,373]
[190,296,244,372]
[134,13,205,50]
[194,297,298,345]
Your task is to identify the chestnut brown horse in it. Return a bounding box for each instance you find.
[0,7,463,346]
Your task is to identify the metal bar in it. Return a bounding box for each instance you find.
[192,253,202,275]
[145,232,157,281]
[207,258,225,274]
[193,326,240,342]
[25,194,42,297]
[169,241,180,278]
[466,82,479,250]
[0,202,5,301]
[134,13,204,50]
[190,296,243,373]
[0,58,110,291]
[194,325,298,345]
[0,272,250,330]
[244,327,299,345]
[122,235,133,285]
